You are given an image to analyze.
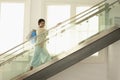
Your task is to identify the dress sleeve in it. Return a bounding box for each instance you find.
[35,29,48,46]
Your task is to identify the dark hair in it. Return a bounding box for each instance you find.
[38,19,45,25]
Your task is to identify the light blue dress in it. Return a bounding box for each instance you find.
[30,28,51,68]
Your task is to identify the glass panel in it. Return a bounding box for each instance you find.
[0,50,30,80]
[76,6,99,39]
[76,6,99,56]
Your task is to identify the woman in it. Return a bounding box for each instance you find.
[30,19,51,70]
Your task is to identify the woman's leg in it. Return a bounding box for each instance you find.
[30,66,33,70]
[30,46,51,70]
[30,46,42,70]
[41,47,51,64]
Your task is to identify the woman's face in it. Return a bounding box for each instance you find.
[39,21,45,28]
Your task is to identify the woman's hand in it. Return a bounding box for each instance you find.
[56,22,62,26]
[57,22,62,25]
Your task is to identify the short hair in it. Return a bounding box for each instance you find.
[38,19,45,25]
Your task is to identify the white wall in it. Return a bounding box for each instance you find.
[29,0,46,30]
[45,0,102,5]
[30,0,42,29]
[108,40,120,80]
[107,0,120,80]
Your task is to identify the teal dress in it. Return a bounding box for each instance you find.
[30,28,51,68]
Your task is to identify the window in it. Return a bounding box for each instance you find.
[46,5,70,56]
[47,5,70,28]
[0,3,24,53]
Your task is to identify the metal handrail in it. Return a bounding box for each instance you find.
[0,8,106,66]
[0,0,106,57]
[76,0,120,24]
[3,47,23,58]
[1,4,109,64]
[59,3,106,29]
[0,50,29,66]
[59,0,107,24]
[44,0,107,30]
